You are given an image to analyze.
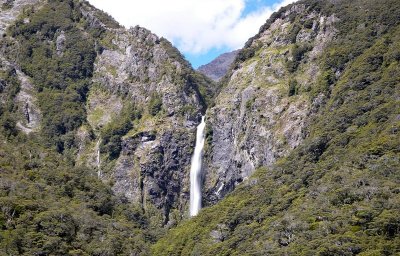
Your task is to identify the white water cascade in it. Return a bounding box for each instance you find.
[96,139,102,178]
[190,116,206,217]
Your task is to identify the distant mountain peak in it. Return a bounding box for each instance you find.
[197,50,239,81]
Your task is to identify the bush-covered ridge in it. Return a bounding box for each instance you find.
[0,1,154,254]
[7,0,99,153]
[0,132,152,255]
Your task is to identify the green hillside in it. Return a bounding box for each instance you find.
[0,1,151,254]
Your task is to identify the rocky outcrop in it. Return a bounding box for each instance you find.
[112,129,195,224]
[198,50,239,81]
[15,70,40,133]
[77,2,209,224]
[91,25,205,117]
[0,57,40,134]
[0,0,40,36]
[1,0,43,134]
[56,31,66,56]
[203,4,338,204]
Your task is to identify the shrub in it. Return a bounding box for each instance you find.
[288,79,298,96]
[100,103,139,159]
[287,43,312,72]
[288,24,302,43]
[148,94,163,116]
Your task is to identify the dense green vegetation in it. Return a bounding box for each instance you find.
[286,43,312,73]
[0,133,151,255]
[8,0,98,152]
[153,0,400,254]
[148,93,163,116]
[0,67,151,254]
[0,1,152,254]
[0,68,20,138]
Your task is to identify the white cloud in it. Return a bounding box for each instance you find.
[88,0,297,54]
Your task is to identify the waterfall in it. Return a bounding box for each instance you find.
[96,139,101,178]
[190,116,206,217]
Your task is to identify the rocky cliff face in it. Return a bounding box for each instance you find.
[1,0,400,254]
[0,0,346,222]
[203,3,338,204]
[198,50,239,81]
[0,0,212,226]
[74,3,213,225]
[81,12,206,225]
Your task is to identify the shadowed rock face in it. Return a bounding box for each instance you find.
[198,50,239,81]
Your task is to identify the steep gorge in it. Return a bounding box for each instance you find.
[154,0,400,254]
[0,0,399,255]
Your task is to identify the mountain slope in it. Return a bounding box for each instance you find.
[153,0,400,254]
[0,0,399,255]
[0,0,214,254]
[198,50,239,81]
[202,0,400,205]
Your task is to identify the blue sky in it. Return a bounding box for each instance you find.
[185,47,232,68]
[187,0,285,68]
[89,0,296,68]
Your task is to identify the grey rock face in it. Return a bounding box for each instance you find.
[78,3,208,224]
[56,31,66,56]
[0,0,42,134]
[210,224,229,243]
[0,57,40,134]
[15,70,40,134]
[203,5,338,204]
[91,26,204,118]
[111,129,195,224]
